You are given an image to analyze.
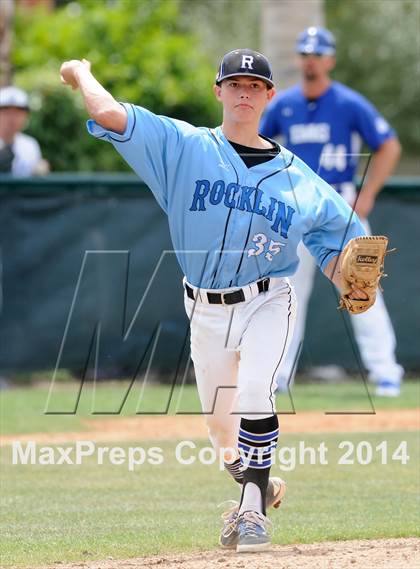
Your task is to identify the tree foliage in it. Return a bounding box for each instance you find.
[326,0,420,155]
[12,0,419,171]
[13,0,221,171]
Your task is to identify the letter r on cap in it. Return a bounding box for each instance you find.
[241,55,254,69]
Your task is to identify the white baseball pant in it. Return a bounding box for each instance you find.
[184,277,296,452]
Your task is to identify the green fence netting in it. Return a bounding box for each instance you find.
[1,175,419,379]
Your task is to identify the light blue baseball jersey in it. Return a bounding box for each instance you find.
[260,81,396,191]
[87,103,364,289]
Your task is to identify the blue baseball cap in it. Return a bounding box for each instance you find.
[216,49,274,88]
[296,27,336,56]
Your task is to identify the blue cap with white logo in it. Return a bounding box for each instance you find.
[216,49,274,88]
[296,27,336,56]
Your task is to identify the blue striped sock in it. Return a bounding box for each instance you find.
[238,415,279,515]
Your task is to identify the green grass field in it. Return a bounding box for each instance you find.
[0,381,419,567]
[1,379,419,435]
[1,432,418,567]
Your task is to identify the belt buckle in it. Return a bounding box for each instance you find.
[260,277,270,293]
[221,291,230,306]
[223,289,245,305]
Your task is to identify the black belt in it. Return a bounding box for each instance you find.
[185,277,270,305]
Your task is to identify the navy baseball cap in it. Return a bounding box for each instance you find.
[296,27,336,56]
[216,49,274,88]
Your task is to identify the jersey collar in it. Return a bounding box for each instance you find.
[213,126,293,174]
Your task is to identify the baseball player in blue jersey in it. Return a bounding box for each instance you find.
[60,49,368,552]
[260,27,403,397]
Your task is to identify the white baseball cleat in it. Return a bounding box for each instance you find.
[266,477,287,509]
[236,510,272,553]
[219,477,286,548]
[375,379,401,397]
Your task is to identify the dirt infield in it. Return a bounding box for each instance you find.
[52,538,419,569]
[1,408,418,445]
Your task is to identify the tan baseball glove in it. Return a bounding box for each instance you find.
[338,236,390,315]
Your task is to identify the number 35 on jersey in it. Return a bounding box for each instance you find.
[248,232,285,262]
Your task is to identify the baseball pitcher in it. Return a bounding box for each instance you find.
[60,49,387,552]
